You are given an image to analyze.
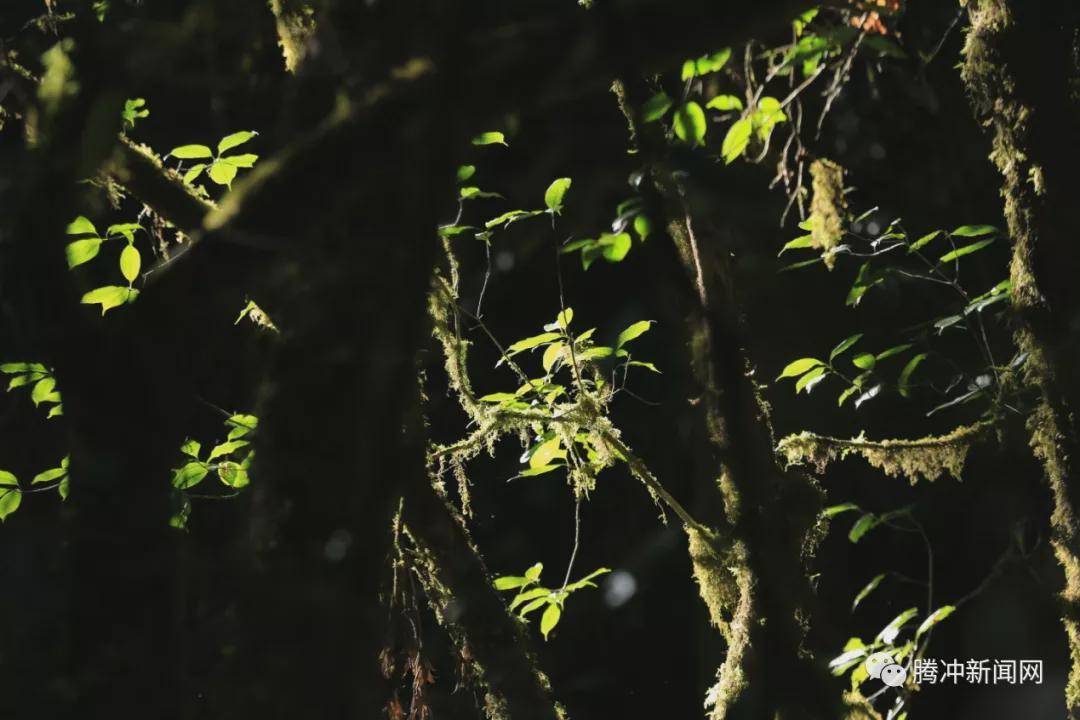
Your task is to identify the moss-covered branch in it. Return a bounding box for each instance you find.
[613,77,839,719]
[776,421,996,483]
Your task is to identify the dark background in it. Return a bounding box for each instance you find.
[0,2,1069,718]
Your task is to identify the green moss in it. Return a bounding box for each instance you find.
[686,526,755,719]
[808,158,846,269]
[776,422,993,484]
[268,0,316,73]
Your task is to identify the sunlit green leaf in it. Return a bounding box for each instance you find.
[950,224,998,238]
[0,484,21,521]
[616,320,653,349]
[599,232,632,262]
[673,102,707,146]
[778,357,823,380]
[540,602,562,640]
[168,144,213,160]
[852,573,885,610]
[65,238,102,268]
[721,118,752,163]
[81,286,138,314]
[915,605,955,637]
[172,462,209,489]
[66,216,97,236]
[544,177,572,214]
[120,244,141,283]
[829,334,863,362]
[217,130,258,154]
[939,238,994,263]
[472,131,508,146]
[706,94,744,112]
[208,161,239,186]
[823,502,859,518]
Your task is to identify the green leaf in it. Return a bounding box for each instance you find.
[540,602,562,640]
[65,238,102,268]
[172,462,209,490]
[478,392,518,403]
[530,437,564,469]
[908,230,941,252]
[544,177,572,214]
[642,92,673,122]
[46,404,64,419]
[524,563,543,582]
[852,574,885,610]
[485,210,542,228]
[838,384,860,407]
[472,131,508,146]
[58,477,69,500]
[208,161,239,186]
[119,244,141,283]
[706,94,744,112]
[0,484,21,521]
[779,235,815,255]
[460,186,503,200]
[32,465,67,485]
[950,224,998,238]
[208,439,250,461]
[778,357,823,380]
[628,360,661,373]
[494,575,531,591]
[852,353,876,371]
[829,334,863,362]
[516,464,564,478]
[168,144,213,160]
[577,346,614,362]
[217,130,258,154]
[915,605,956,637]
[509,587,550,611]
[848,513,878,543]
[506,332,561,356]
[66,216,97,236]
[823,502,859,518]
[616,320,653,349]
[81,286,138,314]
[875,344,912,361]
[876,607,919,644]
[456,164,476,182]
[556,308,573,329]
[721,118,752,164]
[218,461,250,488]
[221,153,258,168]
[939,238,994,263]
[898,353,927,398]
[180,439,201,459]
[673,102,707,146]
[599,232,632,262]
[633,214,652,241]
[31,377,57,406]
[183,164,206,184]
[795,366,827,393]
[226,414,259,439]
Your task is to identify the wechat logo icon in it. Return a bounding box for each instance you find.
[865,651,908,688]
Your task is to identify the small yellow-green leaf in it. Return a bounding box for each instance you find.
[706,94,744,112]
[457,164,476,182]
[168,144,213,160]
[673,102,707,146]
[599,232,632,262]
[939,238,994,263]
[616,320,653,349]
[898,353,927,398]
[829,334,863,362]
[540,602,562,640]
[172,462,209,490]
[852,573,885,610]
[544,177,572,214]
[217,130,258,154]
[852,353,876,370]
[530,437,564,469]
[120,244,141,283]
[721,118,752,163]
[81,286,137,314]
[221,153,258,168]
[183,164,206,184]
[208,439,249,461]
[778,357,823,380]
[915,605,955,637]
[32,465,67,485]
[66,216,97,236]
[66,238,102,268]
[472,131,507,146]
[0,485,21,521]
[208,161,239,186]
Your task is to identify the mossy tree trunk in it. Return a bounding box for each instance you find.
[961,0,1080,714]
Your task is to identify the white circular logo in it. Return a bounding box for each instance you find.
[865,651,895,679]
[880,663,908,688]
